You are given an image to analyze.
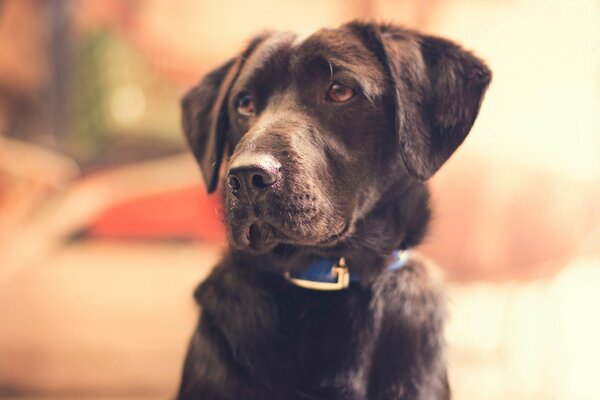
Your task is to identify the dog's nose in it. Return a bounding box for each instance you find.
[227,154,281,200]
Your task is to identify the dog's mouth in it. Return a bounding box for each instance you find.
[230,217,349,254]
[229,219,288,253]
[225,180,351,253]
[242,221,282,253]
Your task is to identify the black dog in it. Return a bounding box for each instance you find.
[177,22,490,400]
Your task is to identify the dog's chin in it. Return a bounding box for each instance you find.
[228,217,350,254]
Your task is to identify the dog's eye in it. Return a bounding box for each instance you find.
[236,93,255,116]
[326,82,355,103]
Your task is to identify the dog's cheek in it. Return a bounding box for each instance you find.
[287,178,344,235]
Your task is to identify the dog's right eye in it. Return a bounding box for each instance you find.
[326,82,355,103]
[236,93,255,116]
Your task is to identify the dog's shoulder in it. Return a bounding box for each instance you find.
[374,251,447,329]
[367,252,449,398]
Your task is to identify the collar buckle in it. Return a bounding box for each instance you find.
[285,257,350,291]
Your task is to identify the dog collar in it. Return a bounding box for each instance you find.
[284,249,411,291]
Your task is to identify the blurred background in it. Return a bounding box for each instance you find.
[0,0,599,399]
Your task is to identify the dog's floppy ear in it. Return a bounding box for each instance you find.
[182,34,271,193]
[350,23,491,180]
[182,59,241,193]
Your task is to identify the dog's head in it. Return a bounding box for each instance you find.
[182,22,490,254]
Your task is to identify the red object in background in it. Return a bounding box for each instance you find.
[87,185,226,242]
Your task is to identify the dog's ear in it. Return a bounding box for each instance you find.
[182,59,241,193]
[350,23,491,180]
[182,34,271,193]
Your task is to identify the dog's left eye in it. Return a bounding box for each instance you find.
[236,93,255,116]
[326,82,355,103]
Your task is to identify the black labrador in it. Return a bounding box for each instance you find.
[177,21,490,400]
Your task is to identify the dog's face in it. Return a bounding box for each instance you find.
[182,22,490,254]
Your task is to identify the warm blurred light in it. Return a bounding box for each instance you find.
[110,83,146,126]
[432,0,600,183]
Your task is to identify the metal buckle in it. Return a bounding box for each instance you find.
[285,257,350,291]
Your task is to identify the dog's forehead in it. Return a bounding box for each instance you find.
[235,32,296,84]
[293,27,387,99]
[236,27,387,97]
[294,27,374,60]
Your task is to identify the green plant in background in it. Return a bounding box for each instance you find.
[66,28,182,168]
[68,29,111,161]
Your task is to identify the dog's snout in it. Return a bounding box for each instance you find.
[227,154,281,200]
[228,166,278,190]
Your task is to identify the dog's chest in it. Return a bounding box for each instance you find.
[278,287,376,365]
[200,271,380,392]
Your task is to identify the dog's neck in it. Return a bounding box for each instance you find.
[230,179,431,284]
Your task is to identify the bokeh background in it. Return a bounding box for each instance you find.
[1,0,599,399]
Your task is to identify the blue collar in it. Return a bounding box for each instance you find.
[285,250,411,291]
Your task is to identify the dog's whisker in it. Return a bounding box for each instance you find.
[326,59,334,83]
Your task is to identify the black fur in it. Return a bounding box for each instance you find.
[178,22,490,399]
